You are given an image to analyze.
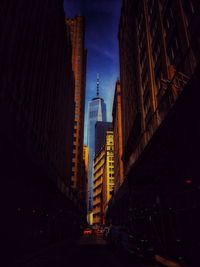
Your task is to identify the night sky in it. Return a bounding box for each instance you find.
[64,0,122,143]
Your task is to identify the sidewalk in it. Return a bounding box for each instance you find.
[12,239,76,267]
[155,255,185,267]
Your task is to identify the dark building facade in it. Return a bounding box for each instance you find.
[112,80,124,193]
[118,0,200,173]
[95,121,112,155]
[66,16,87,191]
[0,0,84,263]
[107,1,200,266]
[0,0,75,184]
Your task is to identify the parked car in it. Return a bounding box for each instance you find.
[107,225,154,260]
[95,228,104,236]
[117,227,138,255]
[103,226,110,240]
[107,225,120,249]
[137,237,155,260]
[119,228,155,260]
[83,228,93,235]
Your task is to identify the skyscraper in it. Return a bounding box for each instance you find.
[66,16,87,191]
[87,76,106,212]
[102,131,115,223]
[95,121,112,155]
[93,130,114,227]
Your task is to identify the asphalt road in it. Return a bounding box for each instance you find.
[14,235,161,267]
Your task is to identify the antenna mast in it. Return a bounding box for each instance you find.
[96,73,99,96]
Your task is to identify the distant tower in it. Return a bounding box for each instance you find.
[87,75,106,213]
[95,121,112,155]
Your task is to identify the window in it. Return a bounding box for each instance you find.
[168,46,175,62]
[190,2,194,13]
[153,40,160,63]
[142,68,149,89]
[143,90,151,115]
[150,18,157,39]
[156,77,161,92]
[140,49,147,68]
[174,38,179,50]
[155,68,163,91]
[166,18,169,29]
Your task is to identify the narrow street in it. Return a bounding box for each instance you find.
[15,235,160,267]
[1,2,200,267]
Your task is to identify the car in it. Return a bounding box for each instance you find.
[118,227,137,255]
[107,225,154,261]
[137,237,155,260]
[93,228,103,236]
[119,229,155,260]
[103,227,110,240]
[83,228,93,235]
[107,225,120,249]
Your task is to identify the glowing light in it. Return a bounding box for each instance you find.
[185,179,192,184]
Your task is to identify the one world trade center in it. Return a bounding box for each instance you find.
[87,75,106,216]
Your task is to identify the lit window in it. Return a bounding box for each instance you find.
[191,2,194,13]
[166,19,170,29]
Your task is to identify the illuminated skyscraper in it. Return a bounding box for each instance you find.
[93,130,114,227]
[87,76,106,212]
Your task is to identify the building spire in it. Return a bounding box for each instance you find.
[96,73,99,96]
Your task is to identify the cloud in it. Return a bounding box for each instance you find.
[88,43,116,61]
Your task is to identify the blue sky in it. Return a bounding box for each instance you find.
[64,0,122,143]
